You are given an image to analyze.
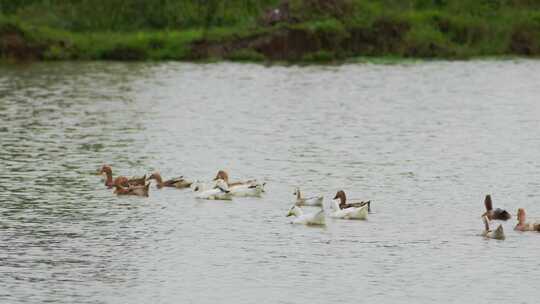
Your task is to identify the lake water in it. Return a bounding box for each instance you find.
[1,61,539,304]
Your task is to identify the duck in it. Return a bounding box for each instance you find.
[514,208,540,232]
[99,165,146,189]
[481,216,505,240]
[113,179,150,197]
[147,172,192,189]
[293,188,323,207]
[194,179,233,200]
[214,170,263,188]
[482,194,511,220]
[333,190,371,212]
[286,205,325,226]
[329,199,368,220]
[213,170,265,197]
[224,183,265,197]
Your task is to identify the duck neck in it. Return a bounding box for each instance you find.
[484,195,493,211]
[339,193,346,205]
[517,209,526,225]
[296,189,302,199]
[104,171,113,187]
[154,174,164,188]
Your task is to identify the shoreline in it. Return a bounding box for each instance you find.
[2,18,540,64]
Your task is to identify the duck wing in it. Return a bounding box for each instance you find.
[493,208,511,220]
[163,177,185,186]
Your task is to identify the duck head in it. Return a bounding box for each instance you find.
[100,165,113,176]
[287,205,302,217]
[333,190,347,204]
[213,170,229,183]
[147,172,162,182]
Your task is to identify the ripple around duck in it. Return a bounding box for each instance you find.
[1,61,540,303]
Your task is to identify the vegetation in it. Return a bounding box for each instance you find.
[1,0,540,62]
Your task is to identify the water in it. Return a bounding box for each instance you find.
[1,61,539,304]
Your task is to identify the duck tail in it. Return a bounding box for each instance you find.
[366,200,371,212]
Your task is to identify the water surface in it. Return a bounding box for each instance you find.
[1,61,539,303]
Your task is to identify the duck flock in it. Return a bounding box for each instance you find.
[98,165,540,239]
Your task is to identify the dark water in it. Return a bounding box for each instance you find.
[1,61,539,303]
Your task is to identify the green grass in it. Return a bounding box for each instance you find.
[3,0,540,62]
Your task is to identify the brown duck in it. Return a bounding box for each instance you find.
[333,190,371,212]
[99,165,146,189]
[148,172,192,189]
[113,179,150,197]
[514,208,540,231]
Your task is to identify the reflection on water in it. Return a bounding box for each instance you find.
[1,61,540,303]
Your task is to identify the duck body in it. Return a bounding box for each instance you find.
[227,183,265,197]
[482,216,505,240]
[488,209,512,221]
[148,172,192,189]
[194,180,232,200]
[482,225,505,240]
[287,205,325,226]
[330,200,368,220]
[114,183,150,197]
[100,165,146,189]
[294,188,323,207]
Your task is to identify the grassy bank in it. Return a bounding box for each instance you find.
[2,0,540,62]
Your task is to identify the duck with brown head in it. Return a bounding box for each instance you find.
[482,195,511,220]
[99,165,146,189]
[212,170,265,197]
[333,190,371,212]
[514,208,540,231]
[147,172,192,189]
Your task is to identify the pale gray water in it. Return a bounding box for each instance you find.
[0,61,539,304]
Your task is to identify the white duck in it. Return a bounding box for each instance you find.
[226,182,265,197]
[213,170,265,196]
[482,216,505,240]
[329,200,368,220]
[194,179,233,201]
[293,187,323,207]
[286,205,326,226]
